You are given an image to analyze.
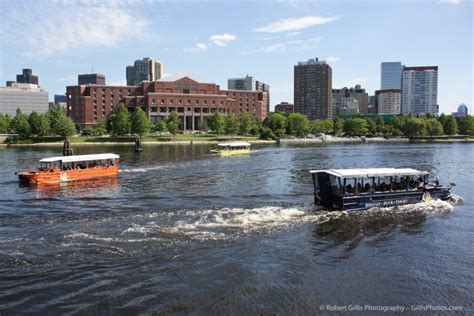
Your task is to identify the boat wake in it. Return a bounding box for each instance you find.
[119,166,165,173]
[60,199,457,246]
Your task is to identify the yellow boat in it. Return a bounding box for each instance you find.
[211,142,251,156]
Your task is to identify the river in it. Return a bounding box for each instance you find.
[0,142,472,314]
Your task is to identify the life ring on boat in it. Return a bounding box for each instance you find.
[422,191,431,203]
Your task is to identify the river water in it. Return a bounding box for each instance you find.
[0,142,472,314]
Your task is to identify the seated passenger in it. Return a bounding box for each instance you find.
[364,183,371,193]
[346,184,353,195]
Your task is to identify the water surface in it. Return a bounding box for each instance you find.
[0,142,472,314]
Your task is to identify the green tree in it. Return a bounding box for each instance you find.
[403,117,426,138]
[425,118,444,136]
[47,105,66,135]
[365,118,376,135]
[249,116,261,136]
[333,118,343,135]
[343,118,369,136]
[442,115,458,135]
[438,113,447,126]
[375,117,385,134]
[238,113,256,135]
[457,116,474,135]
[166,111,180,135]
[286,113,309,137]
[208,113,225,134]
[390,115,404,134]
[265,112,287,133]
[259,126,275,140]
[28,111,41,135]
[224,115,239,135]
[155,119,168,132]
[110,104,131,136]
[55,115,76,136]
[94,118,107,136]
[0,114,10,133]
[130,107,152,136]
[36,114,51,136]
[311,120,325,134]
[12,109,31,139]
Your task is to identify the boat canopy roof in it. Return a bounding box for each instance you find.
[40,153,120,163]
[217,142,251,147]
[309,168,429,178]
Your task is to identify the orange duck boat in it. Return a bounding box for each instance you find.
[18,153,120,185]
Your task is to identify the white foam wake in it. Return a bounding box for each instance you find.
[62,200,457,244]
[119,166,165,173]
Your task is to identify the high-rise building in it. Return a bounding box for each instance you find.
[381,62,404,90]
[274,102,294,114]
[294,58,332,120]
[126,57,163,86]
[78,74,106,85]
[16,68,39,85]
[228,75,270,113]
[332,84,369,114]
[401,66,438,115]
[375,89,401,114]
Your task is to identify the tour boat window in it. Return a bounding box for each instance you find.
[329,175,341,195]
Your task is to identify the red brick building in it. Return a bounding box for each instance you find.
[66,75,268,130]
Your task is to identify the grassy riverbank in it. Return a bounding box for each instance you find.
[2,134,473,146]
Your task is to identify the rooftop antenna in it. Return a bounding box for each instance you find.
[91,66,94,73]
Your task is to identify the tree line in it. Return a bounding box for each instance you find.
[0,106,76,138]
[259,112,474,139]
[2,102,473,139]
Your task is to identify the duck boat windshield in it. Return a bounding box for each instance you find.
[310,168,453,211]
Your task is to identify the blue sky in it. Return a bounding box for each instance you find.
[0,0,472,113]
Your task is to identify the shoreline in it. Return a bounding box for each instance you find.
[2,136,473,147]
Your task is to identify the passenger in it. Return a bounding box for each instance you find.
[364,183,371,193]
[346,184,353,195]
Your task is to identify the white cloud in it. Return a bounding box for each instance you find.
[287,32,302,36]
[326,56,340,63]
[440,0,462,3]
[3,3,150,57]
[184,43,208,52]
[254,16,340,33]
[242,37,322,54]
[209,33,237,46]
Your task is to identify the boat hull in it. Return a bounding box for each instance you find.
[317,187,452,211]
[18,166,119,185]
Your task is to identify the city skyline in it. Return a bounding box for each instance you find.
[0,0,472,113]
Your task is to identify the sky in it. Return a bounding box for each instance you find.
[0,0,472,114]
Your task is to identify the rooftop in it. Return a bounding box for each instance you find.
[310,168,429,178]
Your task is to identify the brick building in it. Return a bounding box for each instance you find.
[274,102,294,114]
[66,74,267,129]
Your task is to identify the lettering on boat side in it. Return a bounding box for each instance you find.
[365,199,408,208]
